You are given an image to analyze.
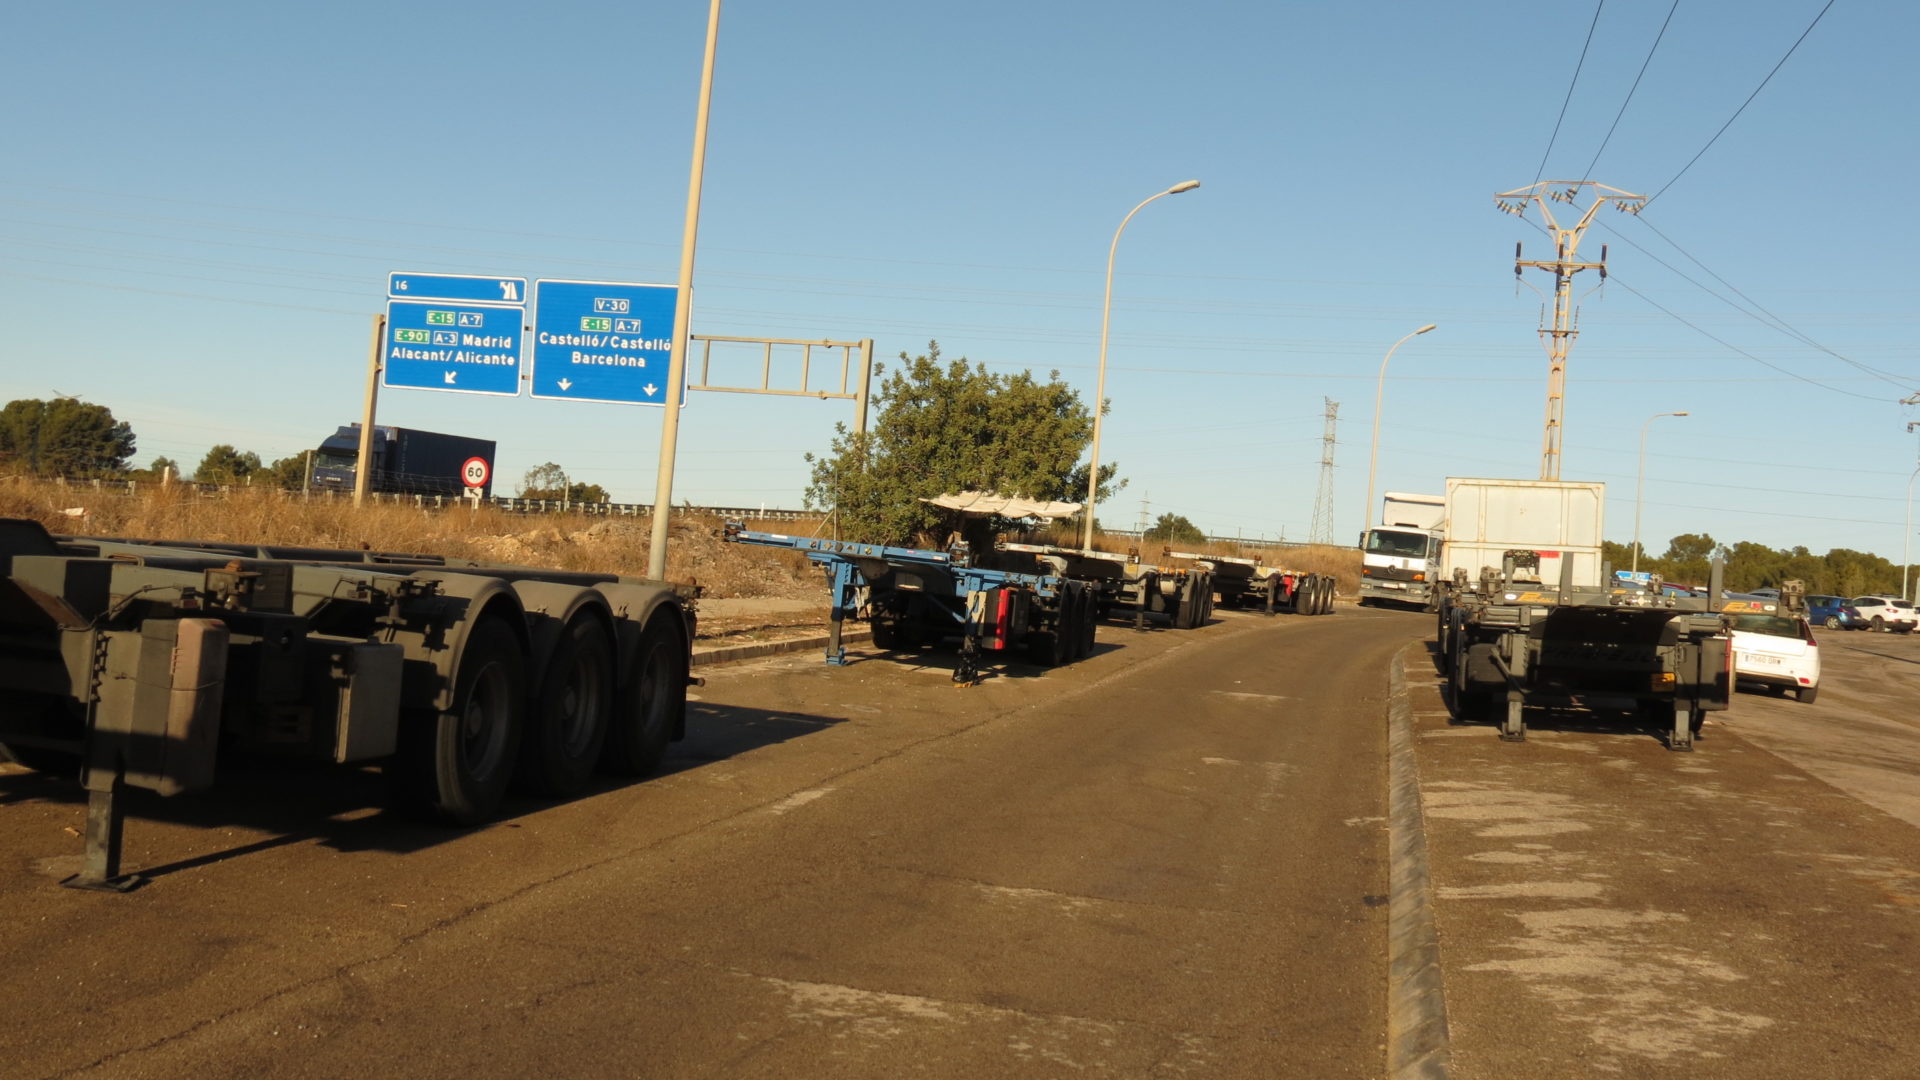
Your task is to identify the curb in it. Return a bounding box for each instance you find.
[1387,642,1451,1080]
[693,627,872,668]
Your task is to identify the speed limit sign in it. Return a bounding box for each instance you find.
[461,456,491,489]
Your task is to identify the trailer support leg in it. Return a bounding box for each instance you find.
[1499,692,1526,742]
[1669,702,1695,753]
[63,770,145,893]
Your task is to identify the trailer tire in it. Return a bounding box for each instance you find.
[871,614,902,650]
[518,615,615,798]
[401,616,526,826]
[601,616,687,777]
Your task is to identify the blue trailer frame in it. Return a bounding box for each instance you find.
[722,523,1095,682]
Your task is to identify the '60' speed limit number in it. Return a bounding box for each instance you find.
[461,457,491,489]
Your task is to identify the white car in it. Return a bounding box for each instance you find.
[1728,611,1820,703]
[1847,596,1917,633]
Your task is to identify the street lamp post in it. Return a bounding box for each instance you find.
[1632,410,1690,573]
[1360,323,1438,547]
[1904,465,1919,603]
[1082,179,1201,549]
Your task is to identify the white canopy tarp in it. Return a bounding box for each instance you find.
[921,491,1084,521]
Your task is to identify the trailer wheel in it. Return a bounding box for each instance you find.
[402,616,526,825]
[871,614,902,650]
[601,616,688,777]
[518,615,615,798]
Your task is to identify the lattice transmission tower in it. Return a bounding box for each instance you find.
[1309,397,1339,545]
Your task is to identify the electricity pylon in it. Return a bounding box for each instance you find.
[1309,397,1339,545]
[1494,181,1646,480]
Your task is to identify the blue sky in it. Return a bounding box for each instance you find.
[3,1,1914,557]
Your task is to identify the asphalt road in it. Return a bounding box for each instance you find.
[0,605,1407,1079]
[1403,610,1920,1079]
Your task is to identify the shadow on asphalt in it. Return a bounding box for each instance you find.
[1418,637,1694,749]
[1,701,854,882]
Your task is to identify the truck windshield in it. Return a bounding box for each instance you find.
[314,451,357,469]
[1365,530,1430,558]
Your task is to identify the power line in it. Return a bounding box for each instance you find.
[1532,0,1609,187]
[1644,0,1838,207]
[1612,214,1916,388]
[1579,0,1682,180]
[1605,273,1888,401]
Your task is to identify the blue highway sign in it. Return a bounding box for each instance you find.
[531,279,679,405]
[383,299,525,397]
[388,272,528,305]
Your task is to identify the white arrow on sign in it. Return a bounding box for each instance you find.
[443,371,458,384]
[643,383,658,396]
[557,378,573,391]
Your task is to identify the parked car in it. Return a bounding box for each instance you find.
[1728,611,1820,703]
[1847,596,1917,633]
[1806,594,1864,630]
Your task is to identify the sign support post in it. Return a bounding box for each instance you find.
[354,313,385,507]
[648,0,722,580]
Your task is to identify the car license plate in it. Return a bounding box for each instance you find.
[1739,652,1782,667]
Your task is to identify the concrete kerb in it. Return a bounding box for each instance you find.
[693,627,871,668]
[1387,641,1452,1080]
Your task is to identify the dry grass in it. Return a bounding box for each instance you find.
[0,481,1362,644]
[0,478,824,604]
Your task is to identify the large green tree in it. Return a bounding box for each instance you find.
[0,397,137,478]
[261,454,312,491]
[803,343,1118,543]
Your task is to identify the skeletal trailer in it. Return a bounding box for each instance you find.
[1435,552,1732,751]
[0,518,697,891]
[722,524,1096,683]
[1160,550,1338,618]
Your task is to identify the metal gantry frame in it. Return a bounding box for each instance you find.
[688,335,875,436]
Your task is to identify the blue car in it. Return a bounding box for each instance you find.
[1806,594,1863,630]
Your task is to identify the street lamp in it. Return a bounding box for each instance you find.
[1082,179,1201,548]
[1904,464,1919,603]
[1360,323,1438,547]
[1632,410,1689,573]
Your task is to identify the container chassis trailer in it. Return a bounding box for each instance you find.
[722,524,1096,682]
[1161,550,1338,617]
[992,542,1208,630]
[0,518,697,891]
[1436,553,1732,751]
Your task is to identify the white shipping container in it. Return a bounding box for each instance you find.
[1442,478,1606,588]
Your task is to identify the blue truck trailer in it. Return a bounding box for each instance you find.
[722,523,1096,683]
[311,424,496,499]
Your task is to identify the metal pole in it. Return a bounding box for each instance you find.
[1632,410,1688,574]
[854,338,873,437]
[1360,324,1436,547]
[647,0,722,580]
[354,313,385,507]
[1082,179,1199,549]
[1905,465,1918,602]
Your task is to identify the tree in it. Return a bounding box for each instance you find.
[1143,512,1205,545]
[518,462,607,503]
[130,455,180,483]
[804,343,1119,543]
[261,454,312,491]
[195,444,261,485]
[0,397,136,478]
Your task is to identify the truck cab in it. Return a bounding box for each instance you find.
[1359,491,1446,608]
[1360,526,1442,607]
